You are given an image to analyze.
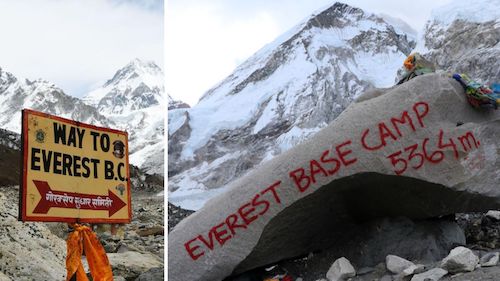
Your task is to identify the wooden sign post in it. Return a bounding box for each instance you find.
[19,109,131,280]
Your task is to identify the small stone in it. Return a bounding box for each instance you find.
[356,267,374,275]
[386,255,415,274]
[326,257,356,281]
[485,210,500,220]
[380,274,393,281]
[410,268,448,281]
[402,264,425,276]
[480,252,499,267]
[441,246,479,273]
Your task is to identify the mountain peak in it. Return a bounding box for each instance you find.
[104,58,162,87]
[305,2,366,29]
[83,59,164,114]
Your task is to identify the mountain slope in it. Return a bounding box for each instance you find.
[84,60,165,175]
[0,67,111,133]
[417,0,499,84]
[84,58,164,115]
[168,2,417,209]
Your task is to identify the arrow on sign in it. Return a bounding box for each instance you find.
[32,180,126,216]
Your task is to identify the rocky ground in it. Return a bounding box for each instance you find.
[0,182,164,281]
[168,202,194,233]
[168,204,500,281]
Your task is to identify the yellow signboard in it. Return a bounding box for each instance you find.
[20,109,131,223]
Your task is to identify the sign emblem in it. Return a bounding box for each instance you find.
[35,129,45,143]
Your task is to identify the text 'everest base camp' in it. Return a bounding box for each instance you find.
[168,1,500,281]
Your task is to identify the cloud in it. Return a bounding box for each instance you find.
[0,0,163,97]
[166,1,281,106]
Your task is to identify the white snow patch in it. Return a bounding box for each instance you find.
[430,0,500,26]
[276,126,321,153]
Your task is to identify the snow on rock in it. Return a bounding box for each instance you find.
[168,2,416,209]
[418,0,499,85]
[84,58,163,115]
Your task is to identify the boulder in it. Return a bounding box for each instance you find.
[410,268,447,281]
[386,255,415,274]
[480,252,499,267]
[326,257,356,281]
[485,210,500,220]
[168,74,500,281]
[0,189,67,281]
[108,251,162,280]
[135,267,164,281]
[441,246,479,273]
[402,264,425,277]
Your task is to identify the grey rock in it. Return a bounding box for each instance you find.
[135,267,164,281]
[441,246,479,273]
[168,73,500,281]
[326,257,356,281]
[108,251,162,280]
[402,264,425,277]
[386,255,415,274]
[356,267,375,275]
[422,19,499,86]
[410,268,448,281]
[380,275,393,281]
[485,210,500,221]
[479,252,499,267]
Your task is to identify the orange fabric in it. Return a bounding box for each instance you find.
[404,54,415,70]
[66,224,114,281]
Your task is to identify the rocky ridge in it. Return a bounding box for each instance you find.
[418,0,499,84]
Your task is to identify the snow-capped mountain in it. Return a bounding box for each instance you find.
[84,58,164,115]
[83,59,165,175]
[417,0,499,84]
[0,59,164,176]
[168,2,417,209]
[0,67,111,133]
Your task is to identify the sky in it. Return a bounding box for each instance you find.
[0,0,163,98]
[166,0,452,106]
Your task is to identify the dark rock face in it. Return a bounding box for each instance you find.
[168,203,194,232]
[457,213,500,249]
